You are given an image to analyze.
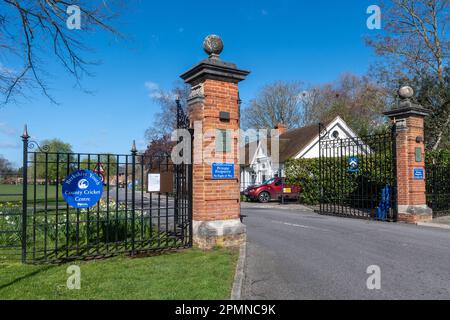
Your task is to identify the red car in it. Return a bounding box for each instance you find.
[243,177,302,203]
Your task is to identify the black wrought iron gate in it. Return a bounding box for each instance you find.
[426,163,450,218]
[0,105,192,264]
[318,124,397,221]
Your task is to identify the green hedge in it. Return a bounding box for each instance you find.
[426,149,450,167]
[285,154,394,205]
[286,149,450,206]
[285,158,321,205]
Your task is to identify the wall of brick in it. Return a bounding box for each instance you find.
[394,114,429,221]
[190,79,241,222]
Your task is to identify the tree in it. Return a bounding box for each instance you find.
[33,139,74,182]
[0,0,124,105]
[143,136,174,159]
[307,74,390,136]
[80,154,118,177]
[0,155,14,173]
[241,81,307,130]
[142,136,175,172]
[144,81,190,141]
[143,81,189,167]
[0,155,16,182]
[366,0,449,149]
[414,68,450,149]
[244,75,389,137]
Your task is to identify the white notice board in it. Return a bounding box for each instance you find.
[148,174,161,192]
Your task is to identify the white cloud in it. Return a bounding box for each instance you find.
[145,81,159,91]
[0,141,20,149]
[0,63,15,74]
[0,123,17,136]
[144,81,163,99]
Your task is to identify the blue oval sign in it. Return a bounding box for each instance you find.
[62,170,103,209]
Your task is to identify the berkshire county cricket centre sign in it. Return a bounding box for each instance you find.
[62,170,103,209]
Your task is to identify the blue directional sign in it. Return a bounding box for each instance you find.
[413,168,425,180]
[62,170,103,209]
[212,163,235,179]
[348,156,359,173]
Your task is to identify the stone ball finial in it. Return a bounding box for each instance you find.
[203,35,223,58]
[398,86,414,99]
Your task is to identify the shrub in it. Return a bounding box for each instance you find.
[285,158,320,205]
[285,153,394,205]
[426,149,450,167]
[0,200,152,249]
[0,202,22,246]
[286,150,450,207]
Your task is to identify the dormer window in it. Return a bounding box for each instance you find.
[331,130,340,139]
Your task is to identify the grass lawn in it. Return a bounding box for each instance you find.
[0,184,61,203]
[0,248,238,300]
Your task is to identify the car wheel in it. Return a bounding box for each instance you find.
[258,191,270,203]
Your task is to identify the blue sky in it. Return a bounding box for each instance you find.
[0,0,382,166]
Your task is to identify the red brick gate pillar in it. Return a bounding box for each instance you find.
[384,86,432,223]
[180,35,250,249]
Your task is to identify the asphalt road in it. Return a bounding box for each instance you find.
[103,187,175,206]
[241,204,450,300]
[100,187,182,230]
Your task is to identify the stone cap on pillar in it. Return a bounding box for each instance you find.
[180,35,250,85]
[383,86,431,119]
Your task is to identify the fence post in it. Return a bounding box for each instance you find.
[21,125,29,264]
[318,123,323,214]
[391,122,398,221]
[131,141,137,256]
[175,99,182,226]
[188,128,194,247]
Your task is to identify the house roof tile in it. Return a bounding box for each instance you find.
[241,119,334,166]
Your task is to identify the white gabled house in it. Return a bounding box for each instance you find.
[240,116,368,190]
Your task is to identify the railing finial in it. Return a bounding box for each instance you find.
[22,124,30,140]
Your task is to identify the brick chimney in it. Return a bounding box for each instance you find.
[275,123,287,135]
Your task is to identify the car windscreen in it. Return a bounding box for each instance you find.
[262,178,277,185]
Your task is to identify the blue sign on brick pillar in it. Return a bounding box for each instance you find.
[212,163,235,179]
[413,168,425,180]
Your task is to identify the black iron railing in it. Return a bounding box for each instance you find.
[0,173,23,262]
[1,101,193,264]
[318,124,397,221]
[426,164,450,218]
[0,137,193,264]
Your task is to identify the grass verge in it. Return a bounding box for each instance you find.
[0,184,61,203]
[0,248,238,300]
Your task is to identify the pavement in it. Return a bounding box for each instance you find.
[241,203,450,300]
[418,215,450,230]
[242,201,314,212]
[231,243,247,300]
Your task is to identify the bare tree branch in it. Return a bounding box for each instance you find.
[366,0,449,150]
[0,0,125,105]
